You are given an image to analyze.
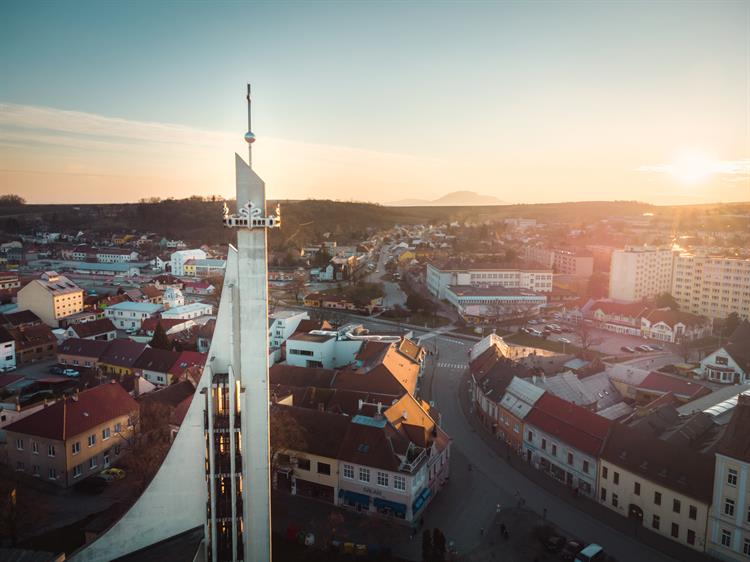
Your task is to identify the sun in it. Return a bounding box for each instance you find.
[668,150,718,184]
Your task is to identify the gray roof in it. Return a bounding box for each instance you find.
[596,401,634,421]
[677,384,750,417]
[499,376,545,419]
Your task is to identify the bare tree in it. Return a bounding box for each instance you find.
[575,321,602,357]
[676,336,693,363]
[269,406,307,473]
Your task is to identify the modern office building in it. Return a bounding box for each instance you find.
[426,261,553,300]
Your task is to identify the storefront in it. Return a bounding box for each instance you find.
[374,497,407,520]
[339,489,370,512]
[411,487,431,516]
[296,478,334,504]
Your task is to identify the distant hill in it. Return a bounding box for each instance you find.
[386,190,504,207]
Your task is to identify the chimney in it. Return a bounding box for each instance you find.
[357,399,363,411]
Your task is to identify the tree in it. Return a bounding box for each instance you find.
[150,322,172,350]
[269,406,307,473]
[406,293,425,313]
[290,275,306,303]
[313,245,332,267]
[119,402,172,493]
[575,321,602,358]
[0,194,26,207]
[676,336,693,363]
[722,312,740,339]
[655,292,679,310]
[421,529,433,562]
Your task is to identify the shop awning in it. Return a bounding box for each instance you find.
[373,498,407,514]
[339,489,370,507]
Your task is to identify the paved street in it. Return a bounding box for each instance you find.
[420,333,686,562]
[365,245,407,309]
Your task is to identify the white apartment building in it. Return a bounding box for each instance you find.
[16,271,84,327]
[170,249,207,276]
[708,395,750,561]
[672,254,750,320]
[162,286,185,309]
[161,302,213,321]
[609,246,676,302]
[96,249,139,263]
[426,262,553,300]
[104,301,164,331]
[523,247,594,277]
[0,327,16,372]
[268,310,309,349]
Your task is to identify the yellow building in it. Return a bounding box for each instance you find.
[182,261,197,277]
[5,382,138,487]
[598,424,714,551]
[16,271,84,327]
[98,339,148,377]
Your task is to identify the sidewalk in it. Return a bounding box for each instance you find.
[457,372,718,562]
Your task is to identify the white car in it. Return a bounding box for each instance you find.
[559,338,571,344]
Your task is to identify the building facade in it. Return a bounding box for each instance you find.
[426,262,553,300]
[609,246,676,302]
[104,302,164,331]
[170,249,207,276]
[672,254,750,320]
[17,271,84,327]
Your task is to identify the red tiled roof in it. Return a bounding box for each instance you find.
[590,301,648,317]
[644,308,706,328]
[69,318,116,339]
[525,393,612,457]
[58,338,111,359]
[167,350,206,377]
[140,317,188,334]
[638,372,711,400]
[5,382,138,440]
[133,347,181,373]
[99,339,148,368]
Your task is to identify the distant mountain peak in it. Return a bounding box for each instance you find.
[385,190,504,207]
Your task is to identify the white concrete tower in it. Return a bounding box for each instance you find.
[69,86,279,562]
[211,83,279,562]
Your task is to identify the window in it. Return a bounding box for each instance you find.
[114,445,121,456]
[567,452,573,465]
[687,529,695,546]
[16,461,24,471]
[73,464,82,478]
[32,465,40,476]
[89,457,97,470]
[359,467,370,482]
[652,515,660,530]
[88,434,96,447]
[654,491,661,505]
[317,462,331,475]
[721,529,732,547]
[613,471,620,485]
[15,439,23,451]
[102,427,110,440]
[728,468,738,486]
[527,430,533,441]
[600,487,607,502]
[612,493,619,508]
[541,438,546,450]
[673,498,681,513]
[725,498,735,517]
[671,523,679,538]
[296,458,310,471]
[551,444,557,456]
[343,464,354,479]
[72,441,80,455]
[114,422,122,433]
[689,505,697,520]
[48,444,56,457]
[583,460,589,474]
[394,475,406,491]
[602,466,608,479]
[377,472,389,487]
[634,482,641,496]
[743,538,750,556]
[48,467,57,480]
[32,441,38,454]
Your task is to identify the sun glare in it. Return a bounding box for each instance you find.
[668,150,717,184]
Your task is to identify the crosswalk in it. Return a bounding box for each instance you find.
[436,362,467,370]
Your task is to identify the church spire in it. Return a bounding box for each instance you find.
[244,83,256,167]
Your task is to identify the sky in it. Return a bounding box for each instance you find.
[0,1,748,205]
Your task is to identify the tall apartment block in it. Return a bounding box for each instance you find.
[608,246,676,302]
[673,254,750,320]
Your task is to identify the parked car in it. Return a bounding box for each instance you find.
[74,475,108,494]
[649,344,664,351]
[529,329,543,337]
[62,368,80,377]
[99,467,126,481]
[636,345,651,352]
[49,365,65,375]
[574,543,604,562]
[561,540,584,560]
[559,337,571,344]
[620,346,635,353]
[544,534,567,552]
